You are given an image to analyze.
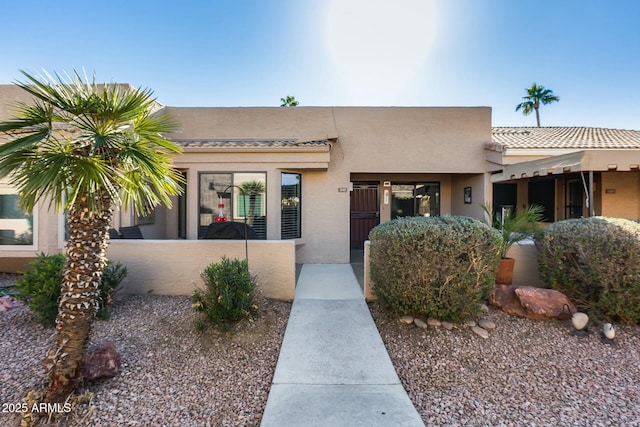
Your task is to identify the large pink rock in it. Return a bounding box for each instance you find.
[490,285,575,320]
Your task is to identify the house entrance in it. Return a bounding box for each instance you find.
[350,182,379,249]
[565,177,585,218]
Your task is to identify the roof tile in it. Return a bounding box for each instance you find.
[491,127,640,149]
[173,139,331,148]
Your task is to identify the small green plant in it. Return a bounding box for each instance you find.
[535,217,640,323]
[97,261,128,319]
[192,256,259,329]
[481,203,545,258]
[14,253,127,326]
[369,216,501,323]
[14,253,65,326]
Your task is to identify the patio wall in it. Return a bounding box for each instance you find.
[106,240,295,301]
[363,239,543,301]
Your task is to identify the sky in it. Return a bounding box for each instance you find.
[1,0,639,129]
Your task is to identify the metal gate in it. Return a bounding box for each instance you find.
[350,182,379,249]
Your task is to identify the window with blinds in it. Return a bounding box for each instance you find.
[198,172,267,239]
[281,173,301,239]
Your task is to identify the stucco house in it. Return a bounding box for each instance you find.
[2,84,639,299]
[486,127,640,221]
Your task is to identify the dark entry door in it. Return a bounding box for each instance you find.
[565,178,584,218]
[350,183,379,249]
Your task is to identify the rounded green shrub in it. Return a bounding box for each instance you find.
[535,217,640,323]
[192,256,259,328]
[15,253,65,326]
[15,253,127,327]
[369,216,501,323]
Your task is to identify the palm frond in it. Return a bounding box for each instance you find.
[0,69,183,216]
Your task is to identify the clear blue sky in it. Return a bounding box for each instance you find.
[1,0,639,129]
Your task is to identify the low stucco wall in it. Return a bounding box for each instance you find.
[363,239,543,301]
[106,240,295,301]
[505,240,544,287]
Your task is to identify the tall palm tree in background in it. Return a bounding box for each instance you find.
[280,95,299,107]
[515,83,559,127]
[0,70,183,404]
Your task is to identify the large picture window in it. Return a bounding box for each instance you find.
[391,182,440,219]
[281,173,301,239]
[0,184,35,246]
[198,172,266,239]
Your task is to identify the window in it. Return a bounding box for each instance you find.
[281,173,301,239]
[528,179,555,222]
[198,172,266,239]
[391,182,440,219]
[0,184,35,246]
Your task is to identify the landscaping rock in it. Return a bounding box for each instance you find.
[490,285,575,320]
[478,319,496,330]
[0,295,18,311]
[414,318,428,329]
[82,340,121,381]
[479,303,490,313]
[399,315,414,325]
[427,318,441,327]
[464,320,477,328]
[603,323,615,339]
[571,312,589,330]
[471,326,489,339]
[441,321,454,331]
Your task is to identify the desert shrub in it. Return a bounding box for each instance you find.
[14,253,65,326]
[97,261,128,319]
[369,216,501,323]
[192,256,258,328]
[15,253,127,326]
[535,217,640,323]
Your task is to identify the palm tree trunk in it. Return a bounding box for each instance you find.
[248,194,256,226]
[535,107,541,127]
[46,193,112,403]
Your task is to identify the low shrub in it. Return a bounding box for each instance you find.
[14,253,65,326]
[369,216,501,323]
[14,253,127,326]
[97,261,128,319]
[192,256,259,328]
[535,217,640,323]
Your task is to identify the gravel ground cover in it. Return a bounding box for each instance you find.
[4,268,640,427]
[370,302,640,427]
[0,273,291,427]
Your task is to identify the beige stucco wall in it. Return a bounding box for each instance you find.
[600,172,640,219]
[105,240,295,300]
[164,106,339,141]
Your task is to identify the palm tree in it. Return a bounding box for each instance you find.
[280,95,299,107]
[515,83,559,127]
[0,70,183,404]
[239,180,265,225]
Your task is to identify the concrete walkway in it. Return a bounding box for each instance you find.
[261,264,424,427]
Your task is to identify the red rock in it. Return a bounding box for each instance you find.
[490,285,575,320]
[489,285,528,318]
[81,340,121,381]
[43,340,121,380]
[0,295,17,311]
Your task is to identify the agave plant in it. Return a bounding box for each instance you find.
[481,203,545,259]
